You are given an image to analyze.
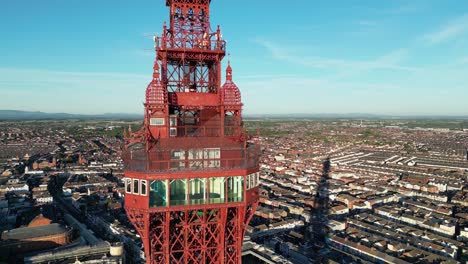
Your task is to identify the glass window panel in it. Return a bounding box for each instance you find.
[171,150,185,160]
[239,176,244,201]
[204,148,220,168]
[141,180,147,196]
[209,177,225,204]
[204,160,220,168]
[190,161,203,169]
[171,161,185,170]
[188,149,203,159]
[126,178,132,193]
[170,128,177,137]
[170,150,185,170]
[190,178,206,205]
[246,175,250,190]
[249,173,255,189]
[170,161,185,170]
[150,180,167,207]
[170,179,187,206]
[256,172,260,186]
[169,116,177,127]
[188,149,203,168]
[204,148,220,159]
[228,176,244,202]
[150,117,165,126]
[133,179,139,194]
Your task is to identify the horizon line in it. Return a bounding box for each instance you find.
[1,109,468,119]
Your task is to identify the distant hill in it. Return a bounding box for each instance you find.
[0,110,143,120]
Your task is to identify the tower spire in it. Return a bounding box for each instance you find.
[152,61,160,79]
[226,53,233,81]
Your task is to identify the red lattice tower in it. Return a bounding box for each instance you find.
[123,1,260,263]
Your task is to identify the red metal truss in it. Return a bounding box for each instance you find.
[123,1,259,263]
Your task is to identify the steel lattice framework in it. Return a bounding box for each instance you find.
[123,1,260,263]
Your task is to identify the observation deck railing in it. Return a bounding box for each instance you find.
[123,144,260,173]
[170,125,241,138]
[156,37,226,52]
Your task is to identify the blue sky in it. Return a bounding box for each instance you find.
[1,0,468,115]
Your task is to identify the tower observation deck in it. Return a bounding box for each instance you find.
[123,1,260,263]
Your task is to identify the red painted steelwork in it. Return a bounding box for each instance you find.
[123,1,259,263]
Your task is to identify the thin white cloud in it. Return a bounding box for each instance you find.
[253,38,418,74]
[244,37,468,115]
[0,67,147,80]
[0,68,149,114]
[239,66,468,115]
[423,14,468,44]
[0,68,148,92]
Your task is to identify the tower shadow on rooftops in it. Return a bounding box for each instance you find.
[305,157,332,263]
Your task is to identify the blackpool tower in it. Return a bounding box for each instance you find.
[123,1,260,263]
